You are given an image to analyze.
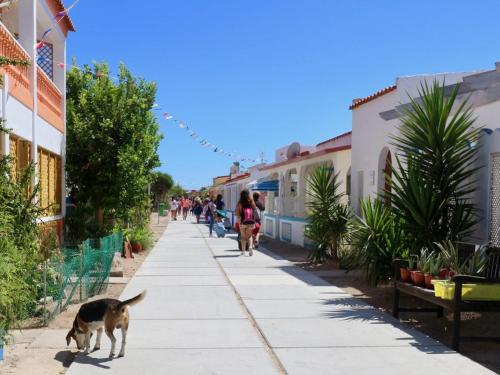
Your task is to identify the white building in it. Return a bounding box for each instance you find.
[248,132,352,247]
[350,62,500,245]
[0,0,74,238]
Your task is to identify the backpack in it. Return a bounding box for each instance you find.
[242,207,255,224]
[214,222,226,237]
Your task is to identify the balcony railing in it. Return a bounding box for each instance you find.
[0,21,64,132]
[37,67,63,131]
[0,21,32,110]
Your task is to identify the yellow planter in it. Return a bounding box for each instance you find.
[433,281,500,301]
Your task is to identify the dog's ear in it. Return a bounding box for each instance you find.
[66,329,74,346]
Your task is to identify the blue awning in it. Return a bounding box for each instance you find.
[253,179,279,192]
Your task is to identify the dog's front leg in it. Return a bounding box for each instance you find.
[118,327,127,357]
[93,328,102,351]
[106,329,117,358]
[84,332,91,354]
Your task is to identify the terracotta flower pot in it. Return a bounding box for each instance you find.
[411,270,425,286]
[439,268,456,280]
[131,241,143,253]
[400,268,411,283]
[424,274,436,289]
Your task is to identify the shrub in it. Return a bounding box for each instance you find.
[304,165,351,263]
[343,198,409,285]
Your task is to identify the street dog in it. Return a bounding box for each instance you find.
[66,291,146,358]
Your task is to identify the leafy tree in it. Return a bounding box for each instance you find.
[390,81,481,251]
[169,183,185,198]
[151,172,174,204]
[66,62,162,239]
[304,165,351,263]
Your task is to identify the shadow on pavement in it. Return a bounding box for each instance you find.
[70,352,114,369]
[54,350,77,368]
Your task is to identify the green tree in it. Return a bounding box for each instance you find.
[66,62,162,240]
[151,172,174,204]
[304,165,351,263]
[390,81,481,251]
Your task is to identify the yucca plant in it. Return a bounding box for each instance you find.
[390,81,481,252]
[305,165,350,263]
[344,198,409,285]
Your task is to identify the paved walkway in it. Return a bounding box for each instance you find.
[67,219,495,374]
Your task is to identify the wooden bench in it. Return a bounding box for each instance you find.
[393,247,500,351]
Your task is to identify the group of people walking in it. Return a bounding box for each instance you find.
[170,196,192,221]
[168,190,265,256]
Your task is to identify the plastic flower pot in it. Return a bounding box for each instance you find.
[400,268,411,283]
[438,283,500,301]
[411,270,425,286]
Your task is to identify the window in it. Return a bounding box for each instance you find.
[38,147,62,216]
[37,42,53,80]
[9,136,31,180]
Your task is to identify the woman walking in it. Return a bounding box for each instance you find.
[235,189,257,256]
[170,197,178,221]
[206,197,216,237]
[252,191,265,248]
[193,198,203,223]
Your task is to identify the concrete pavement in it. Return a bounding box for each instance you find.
[66,219,495,375]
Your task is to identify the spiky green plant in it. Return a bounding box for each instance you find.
[304,165,350,263]
[390,81,481,252]
[344,198,409,285]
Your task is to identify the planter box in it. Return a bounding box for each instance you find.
[433,280,500,301]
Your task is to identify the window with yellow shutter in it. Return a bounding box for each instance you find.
[37,147,62,216]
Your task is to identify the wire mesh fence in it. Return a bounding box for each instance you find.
[41,231,122,323]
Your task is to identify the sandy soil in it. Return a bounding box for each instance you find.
[259,236,500,374]
[1,214,168,375]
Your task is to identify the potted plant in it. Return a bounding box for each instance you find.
[425,255,442,289]
[399,253,412,283]
[124,228,143,253]
[411,251,429,287]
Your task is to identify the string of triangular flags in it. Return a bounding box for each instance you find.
[33,0,259,165]
[155,107,260,163]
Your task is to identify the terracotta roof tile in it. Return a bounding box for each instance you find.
[316,131,352,147]
[349,85,396,110]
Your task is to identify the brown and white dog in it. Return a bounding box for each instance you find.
[66,291,146,358]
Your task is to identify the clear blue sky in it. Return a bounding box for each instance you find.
[66,0,500,190]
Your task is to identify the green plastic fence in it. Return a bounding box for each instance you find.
[46,231,123,319]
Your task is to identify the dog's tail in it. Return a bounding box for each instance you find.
[118,291,146,309]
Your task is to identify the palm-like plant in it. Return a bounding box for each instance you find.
[390,81,481,251]
[305,165,350,263]
[346,198,409,285]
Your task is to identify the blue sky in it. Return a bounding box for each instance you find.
[66,0,500,190]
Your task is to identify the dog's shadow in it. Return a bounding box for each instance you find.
[55,350,113,369]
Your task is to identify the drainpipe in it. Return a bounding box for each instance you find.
[31,0,38,188]
[1,74,8,157]
[61,41,67,219]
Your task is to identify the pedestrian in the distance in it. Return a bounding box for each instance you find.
[235,189,257,256]
[181,195,190,220]
[252,191,265,249]
[206,197,217,237]
[170,197,178,221]
[193,198,203,223]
